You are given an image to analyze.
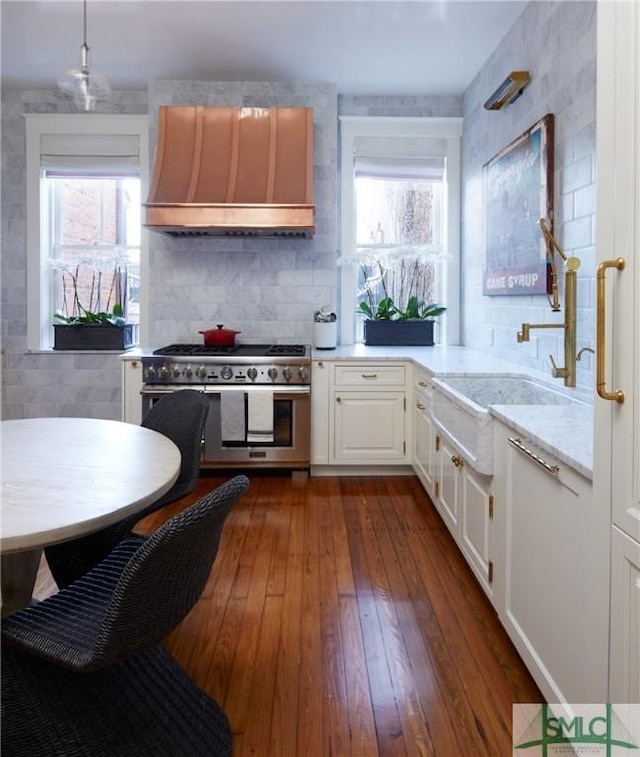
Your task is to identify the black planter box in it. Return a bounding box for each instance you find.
[53,323,136,351]
[363,320,435,346]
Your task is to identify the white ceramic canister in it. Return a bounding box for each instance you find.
[313,321,337,349]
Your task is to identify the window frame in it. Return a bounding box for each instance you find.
[339,116,462,346]
[25,114,149,352]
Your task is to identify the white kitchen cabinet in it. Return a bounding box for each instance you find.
[121,355,143,425]
[413,383,436,494]
[412,367,494,599]
[435,434,460,534]
[459,463,494,597]
[333,391,406,463]
[495,424,607,702]
[434,435,493,598]
[595,0,640,704]
[310,359,330,464]
[609,526,640,703]
[329,362,408,465]
[333,363,406,387]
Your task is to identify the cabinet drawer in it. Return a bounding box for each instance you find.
[334,364,405,387]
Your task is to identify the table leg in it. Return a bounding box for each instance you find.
[1,549,43,617]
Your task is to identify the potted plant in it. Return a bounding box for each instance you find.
[357,258,446,346]
[52,257,137,350]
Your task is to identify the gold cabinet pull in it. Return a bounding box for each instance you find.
[416,402,426,410]
[361,373,378,380]
[596,258,626,404]
[508,437,559,476]
[418,380,428,387]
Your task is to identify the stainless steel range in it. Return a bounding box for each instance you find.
[141,344,311,470]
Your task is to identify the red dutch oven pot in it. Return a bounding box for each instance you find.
[198,324,241,347]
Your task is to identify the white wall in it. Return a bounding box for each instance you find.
[461,1,597,391]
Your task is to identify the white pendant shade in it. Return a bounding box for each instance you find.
[58,2,111,112]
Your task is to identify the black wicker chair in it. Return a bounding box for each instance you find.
[2,475,249,672]
[1,644,233,757]
[45,389,210,589]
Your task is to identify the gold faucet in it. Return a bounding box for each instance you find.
[516,219,580,387]
[577,346,594,361]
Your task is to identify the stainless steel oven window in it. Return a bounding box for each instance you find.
[142,387,311,469]
[222,398,293,448]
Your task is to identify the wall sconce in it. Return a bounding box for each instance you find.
[484,71,530,111]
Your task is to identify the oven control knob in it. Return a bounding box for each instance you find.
[220,366,233,380]
[158,365,169,380]
[247,367,258,381]
[298,366,309,381]
[267,367,278,381]
[282,367,293,382]
[183,365,193,378]
[171,366,182,379]
[145,365,156,380]
[196,364,207,380]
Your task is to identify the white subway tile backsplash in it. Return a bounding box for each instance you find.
[574,183,596,219]
[561,155,594,194]
[563,216,593,249]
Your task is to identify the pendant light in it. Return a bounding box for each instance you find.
[58,0,111,111]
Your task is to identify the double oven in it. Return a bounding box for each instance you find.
[140,344,311,470]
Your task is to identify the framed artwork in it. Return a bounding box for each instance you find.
[483,113,554,296]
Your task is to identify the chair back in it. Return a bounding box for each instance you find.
[90,474,249,668]
[44,389,210,590]
[141,389,210,507]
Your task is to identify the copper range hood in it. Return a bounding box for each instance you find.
[144,106,315,238]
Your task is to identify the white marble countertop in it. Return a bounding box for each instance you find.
[312,344,594,477]
[313,344,532,374]
[489,404,593,480]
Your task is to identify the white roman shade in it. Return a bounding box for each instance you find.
[353,135,447,180]
[40,133,140,176]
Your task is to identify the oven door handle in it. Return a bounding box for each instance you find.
[140,386,207,396]
[141,385,310,396]
[203,385,310,396]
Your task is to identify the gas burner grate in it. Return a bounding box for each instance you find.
[152,344,237,356]
[266,344,306,357]
[152,344,308,358]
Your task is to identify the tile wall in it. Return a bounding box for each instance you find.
[461,1,597,391]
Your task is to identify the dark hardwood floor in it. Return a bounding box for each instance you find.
[35,473,541,756]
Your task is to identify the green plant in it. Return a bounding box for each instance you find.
[52,259,127,327]
[358,259,446,321]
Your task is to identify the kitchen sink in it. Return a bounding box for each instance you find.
[435,375,577,408]
[431,374,586,475]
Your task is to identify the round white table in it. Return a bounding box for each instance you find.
[1,417,181,614]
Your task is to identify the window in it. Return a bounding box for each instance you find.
[25,115,149,351]
[339,117,462,345]
[47,176,141,325]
